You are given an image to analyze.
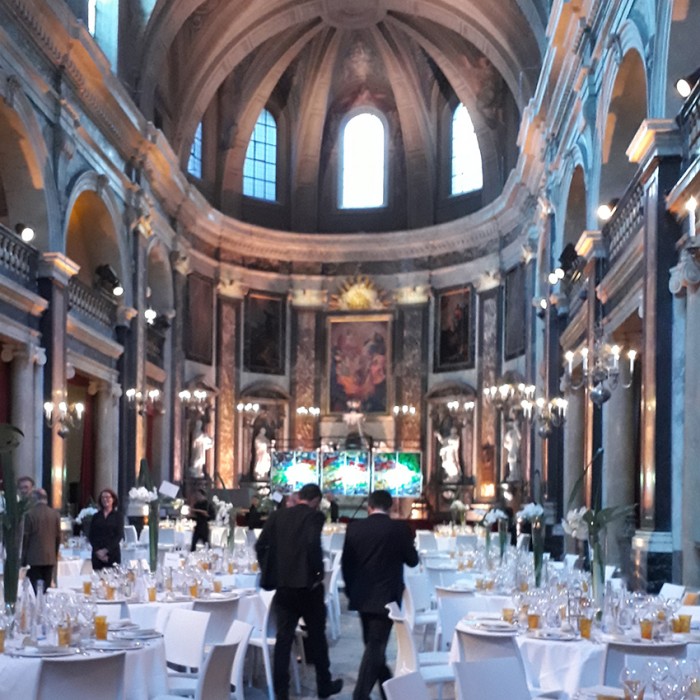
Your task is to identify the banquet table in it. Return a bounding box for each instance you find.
[0,636,168,700]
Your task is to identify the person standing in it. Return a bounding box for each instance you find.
[256,483,342,700]
[189,488,214,551]
[89,488,124,571]
[17,475,35,499]
[341,489,419,700]
[22,489,61,593]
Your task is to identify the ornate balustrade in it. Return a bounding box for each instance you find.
[0,223,38,288]
[679,80,700,167]
[601,176,645,269]
[68,276,117,329]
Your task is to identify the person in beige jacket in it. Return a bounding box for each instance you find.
[22,489,61,593]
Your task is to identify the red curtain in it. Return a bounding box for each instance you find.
[79,390,95,507]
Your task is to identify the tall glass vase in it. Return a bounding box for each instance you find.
[498,518,508,563]
[148,501,159,574]
[532,518,545,588]
[588,528,606,608]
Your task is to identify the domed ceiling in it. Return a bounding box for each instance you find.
[131,0,546,258]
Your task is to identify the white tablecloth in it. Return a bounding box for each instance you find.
[0,637,167,700]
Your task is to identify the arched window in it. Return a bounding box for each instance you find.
[187,121,203,179]
[451,103,483,195]
[243,109,277,201]
[87,0,97,35]
[340,112,385,209]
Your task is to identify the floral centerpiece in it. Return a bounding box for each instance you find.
[483,509,509,561]
[518,502,545,587]
[449,499,467,526]
[75,504,98,538]
[0,424,27,609]
[129,459,160,573]
[564,450,634,606]
[212,495,236,550]
[320,497,332,523]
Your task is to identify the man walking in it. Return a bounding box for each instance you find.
[342,489,419,700]
[256,483,342,700]
[22,488,61,593]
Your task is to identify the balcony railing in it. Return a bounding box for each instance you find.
[601,176,645,269]
[678,79,700,168]
[0,223,39,289]
[68,277,117,329]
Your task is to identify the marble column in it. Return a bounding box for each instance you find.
[601,373,636,574]
[92,380,121,495]
[670,247,700,585]
[562,386,585,514]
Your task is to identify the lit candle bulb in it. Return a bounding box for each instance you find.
[687,196,697,238]
[565,350,574,376]
[628,349,637,374]
[581,348,589,372]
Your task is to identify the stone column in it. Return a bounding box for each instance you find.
[670,247,700,585]
[91,380,121,495]
[562,386,585,513]
[38,253,79,508]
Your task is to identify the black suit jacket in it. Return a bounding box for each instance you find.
[342,513,419,614]
[256,503,325,590]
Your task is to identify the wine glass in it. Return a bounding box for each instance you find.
[620,665,647,700]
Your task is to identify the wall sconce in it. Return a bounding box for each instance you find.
[43,399,84,438]
[144,307,157,324]
[563,325,636,406]
[126,387,161,414]
[526,396,568,438]
[483,379,535,419]
[597,199,620,222]
[95,264,124,297]
[14,223,35,243]
[297,406,320,417]
[392,404,416,416]
[180,388,210,407]
[236,402,260,415]
[676,68,700,98]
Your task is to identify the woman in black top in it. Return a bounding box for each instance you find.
[89,488,123,570]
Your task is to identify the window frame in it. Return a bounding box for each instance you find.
[187,121,203,180]
[243,108,278,203]
[450,102,483,197]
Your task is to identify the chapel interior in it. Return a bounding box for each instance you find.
[1,0,700,592]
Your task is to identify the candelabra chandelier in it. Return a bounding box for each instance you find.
[524,396,568,438]
[297,405,321,417]
[43,399,84,438]
[180,388,211,408]
[483,379,535,418]
[392,404,416,416]
[563,325,637,406]
[446,399,475,414]
[126,387,161,414]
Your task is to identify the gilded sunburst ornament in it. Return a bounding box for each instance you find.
[330,275,388,311]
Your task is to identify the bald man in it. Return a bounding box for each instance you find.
[22,489,61,593]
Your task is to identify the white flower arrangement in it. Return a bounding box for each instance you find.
[129,486,159,503]
[517,502,544,522]
[212,495,234,526]
[483,508,508,526]
[75,505,98,524]
[561,506,589,541]
[449,499,467,513]
[320,497,331,513]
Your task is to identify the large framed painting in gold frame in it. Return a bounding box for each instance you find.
[244,291,286,375]
[327,314,392,414]
[434,284,474,372]
[185,273,214,364]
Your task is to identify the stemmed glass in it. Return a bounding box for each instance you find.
[620,666,647,700]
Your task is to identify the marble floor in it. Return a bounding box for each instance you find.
[247,599,453,700]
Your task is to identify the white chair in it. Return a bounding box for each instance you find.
[163,608,211,674]
[193,596,240,646]
[247,591,302,700]
[424,564,460,590]
[139,525,149,545]
[386,602,454,697]
[96,602,129,622]
[162,622,253,700]
[601,641,687,686]
[153,642,238,700]
[328,531,345,554]
[659,582,686,600]
[455,533,478,549]
[416,531,438,552]
[403,573,438,650]
[37,652,126,700]
[123,525,138,545]
[382,670,431,700]
[435,588,477,652]
[324,562,342,640]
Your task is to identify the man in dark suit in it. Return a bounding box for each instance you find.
[22,488,61,593]
[256,483,342,700]
[342,489,419,700]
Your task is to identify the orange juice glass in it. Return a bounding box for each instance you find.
[82,580,92,596]
[57,624,71,647]
[227,561,234,574]
[679,614,692,633]
[94,615,108,640]
[640,618,654,640]
[527,613,540,630]
[0,627,5,653]
[148,586,157,602]
[105,585,116,601]
[213,579,223,593]
[502,608,515,623]
[579,616,592,639]
[189,583,198,598]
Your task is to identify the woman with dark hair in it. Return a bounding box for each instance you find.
[89,488,124,570]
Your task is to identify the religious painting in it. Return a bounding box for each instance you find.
[244,291,286,375]
[327,314,391,414]
[434,285,474,372]
[185,273,213,364]
[504,264,526,360]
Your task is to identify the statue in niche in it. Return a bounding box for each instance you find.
[252,426,272,481]
[435,426,461,483]
[503,421,522,482]
[190,418,213,477]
